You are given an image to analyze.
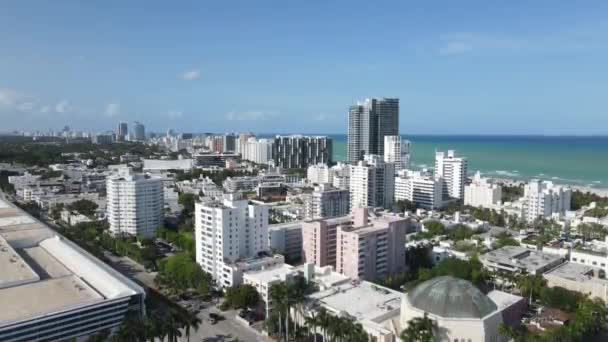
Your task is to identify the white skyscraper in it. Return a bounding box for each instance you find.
[384,135,410,171]
[106,168,164,237]
[523,180,571,222]
[434,150,468,200]
[195,194,271,287]
[464,171,502,208]
[349,154,395,210]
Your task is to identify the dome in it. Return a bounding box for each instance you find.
[406,276,497,319]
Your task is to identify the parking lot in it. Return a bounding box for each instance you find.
[178,302,268,342]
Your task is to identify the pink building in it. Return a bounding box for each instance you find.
[302,216,351,268]
[336,208,407,280]
[302,208,408,281]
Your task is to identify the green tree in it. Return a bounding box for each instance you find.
[223,284,260,310]
[178,193,196,216]
[424,220,445,236]
[515,272,546,303]
[66,199,99,217]
[400,312,437,342]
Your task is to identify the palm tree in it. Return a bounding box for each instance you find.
[304,311,319,342]
[182,312,202,342]
[400,312,437,342]
[316,307,331,342]
[270,282,288,340]
[515,272,546,303]
[165,308,184,342]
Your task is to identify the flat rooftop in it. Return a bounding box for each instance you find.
[481,246,563,273]
[487,290,524,310]
[309,280,402,323]
[244,264,298,284]
[0,197,144,327]
[0,275,103,323]
[0,235,40,289]
[544,262,608,284]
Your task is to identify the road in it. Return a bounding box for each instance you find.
[176,305,267,342]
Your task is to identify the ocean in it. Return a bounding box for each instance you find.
[325,135,608,189]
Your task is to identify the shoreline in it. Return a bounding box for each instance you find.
[489,177,608,197]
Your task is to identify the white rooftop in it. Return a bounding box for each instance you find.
[544,262,608,284]
[486,290,524,310]
[481,245,563,273]
[244,264,298,284]
[0,197,144,327]
[309,280,402,324]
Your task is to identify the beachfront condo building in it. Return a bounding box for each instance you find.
[435,150,468,200]
[464,171,503,208]
[522,179,571,222]
[384,135,411,171]
[272,135,332,169]
[347,98,399,163]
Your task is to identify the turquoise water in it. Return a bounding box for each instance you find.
[327,135,608,188]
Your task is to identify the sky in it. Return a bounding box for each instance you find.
[1,1,608,135]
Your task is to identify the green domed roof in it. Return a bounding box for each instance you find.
[406,276,497,319]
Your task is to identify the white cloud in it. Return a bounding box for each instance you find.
[55,100,70,113]
[167,110,183,119]
[225,111,277,121]
[179,69,201,81]
[104,103,121,117]
[0,88,21,107]
[438,33,525,55]
[314,113,332,121]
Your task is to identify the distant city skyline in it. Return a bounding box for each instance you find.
[1,2,608,135]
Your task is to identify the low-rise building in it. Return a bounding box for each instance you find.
[300,265,403,342]
[0,198,145,341]
[401,277,525,342]
[142,159,194,172]
[543,262,608,303]
[243,263,299,318]
[480,246,564,275]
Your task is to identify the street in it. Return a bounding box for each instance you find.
[176,305,267,342]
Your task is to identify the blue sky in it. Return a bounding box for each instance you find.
[1,1,607,135]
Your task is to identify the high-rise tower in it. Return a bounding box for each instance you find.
[347,98,399,163]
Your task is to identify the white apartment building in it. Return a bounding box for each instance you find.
[435,150,468,200]
[395,170,444,209]
[106,168,164,237]
[522,179,571,222]
[464,171,502,208]
[350,155,395,210]
[194,194,270,287]
[384,135,410,171]
[307,163,332,184]
[331,162,350,190]
[304,183,350,219]
[242,137,273,165]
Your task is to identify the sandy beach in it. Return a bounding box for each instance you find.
[489,177,608,197]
